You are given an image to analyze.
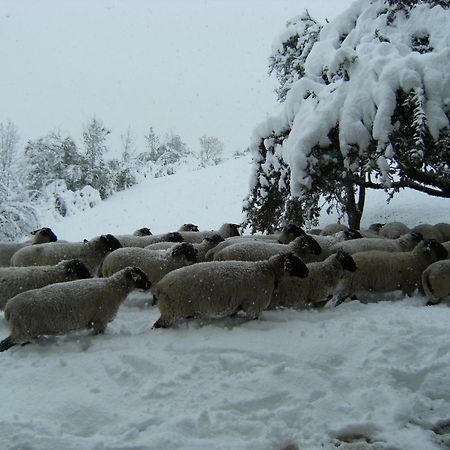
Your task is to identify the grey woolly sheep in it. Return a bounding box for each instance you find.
[116,231,183,248]
[133,227,153,236]
[434,223,450,242]
[0,259,92,310]
[0,267,151,351]
[100,242,198,283]
[213,235,322,263]
[422,259,450,305]
[270,250,357,309]
[152,253,309,328]
[378,222,410,239]
[329,232,423,255]
[0,227,58,267]
[204,223,306,261]
[330,239,448,306]
[178,223,241,244]
[10,234,122,275]
[410,224,444,242]
[320,223,349,236]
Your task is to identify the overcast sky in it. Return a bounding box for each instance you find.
[0,0,356,157]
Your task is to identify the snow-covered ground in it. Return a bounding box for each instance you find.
[1,156,450,450]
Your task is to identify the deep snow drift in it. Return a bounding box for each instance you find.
[1,156,450,450]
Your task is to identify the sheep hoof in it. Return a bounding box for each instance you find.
[426,299,441,306]
[152,317,168,329]
[0,336,16,352]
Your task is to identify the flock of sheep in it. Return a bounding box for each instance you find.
[0,220,449,352]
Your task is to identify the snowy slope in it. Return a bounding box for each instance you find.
[1,157,450,450]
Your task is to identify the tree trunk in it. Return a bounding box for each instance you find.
[344,182,365,229]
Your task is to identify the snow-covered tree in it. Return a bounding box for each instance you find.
[153,132,194,176]
[0,120,19,189]
[112,127,138,191]
[198,135,224,167]
[82,117,113,199]
[243,0,450,233]
[141,126,163,163]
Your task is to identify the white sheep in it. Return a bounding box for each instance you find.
[434,223,450,242]
[329,239,448,306]
[320,223,349,236]
[178,223,199,232]
[0,227,58,267]
[213,235,322,263]
[329,232,422,255]
[0,266,151,351]
[116,231,183,248]
[152,253,310,328]
[100,242,198,283]
[410,223,444,242]
[422,259,450,305]
[270,250,357,309]
[10,234,122,275]
[378,221,410,239]
[178,222,241,243]
[204,223,306,261]
[0,259,92,310]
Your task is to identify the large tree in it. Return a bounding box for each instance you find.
[243,0,450,233]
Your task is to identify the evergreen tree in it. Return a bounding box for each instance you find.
[0,120,19,189]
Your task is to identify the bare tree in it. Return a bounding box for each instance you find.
[198,135,224,167]
[0,120,19,189]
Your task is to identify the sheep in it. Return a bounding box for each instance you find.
[269,250,357,309]
[410,223,444,242]
[434,223,450,242]
[116,231,183,248]
[358,223,385,238]
[0,267,151,352]
[0,227,58,267]
[100,242,198,283]
[0,259,92,310]
[178,222,241,244]
[320,223,349,236]
[422,259,450,305]
[10,234,122,275]
[329,239,448,306]
[213,235,322,263]
[329,232,423,255]
[204,223,306,261]
[443,241,450,257]
[152,253,309,328]
[378,221,410,239]
[178,223,199,232]
[132,227,153,236]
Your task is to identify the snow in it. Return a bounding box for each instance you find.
[1,155,450,449]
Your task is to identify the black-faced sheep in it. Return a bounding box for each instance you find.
[0,227,58,267]
[378,222,410,239]
[152,253,309,328]
[100,242,198,283]
[213,235,322,263]
[178,223,199,232]
[329,232,423,255]
[116,231,183,248]
[178,223,241,244]
[0,259,92,310]
[10,234,122,275]
[410,223,444,242]
[421,259,450,305]
[0,266,151,351]
[330,239,448,306]
[269,250,357,309]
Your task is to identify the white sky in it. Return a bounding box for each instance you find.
[0,0,356,157]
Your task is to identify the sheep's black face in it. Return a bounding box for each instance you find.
[129,267,152,291]
[205,234,225,245]
[101,234,123,253]
[167,232,184,242]
[410,232,423,242]
[181,223,199,232]
[32,227,58,242]
[65,259,92,279]
[369,223,385,232]
[283,253,309,278]
[134,227,152,236]
[304,235,322,255]
[283,222,305,237]
[345,229,363,240]
[336,250,357,272]
[425,240,448,260]
[171,243,198,263]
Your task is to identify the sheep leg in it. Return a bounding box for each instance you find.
[0,336,17,352]
[92,322,106,335]
[152,316,170,328]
